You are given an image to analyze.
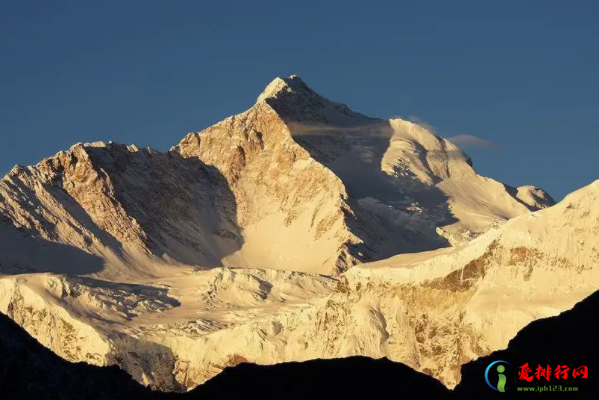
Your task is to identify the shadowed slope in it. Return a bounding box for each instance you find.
[0,143,242,279]
[0,218,105,275]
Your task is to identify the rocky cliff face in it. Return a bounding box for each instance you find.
[0,75,566,392]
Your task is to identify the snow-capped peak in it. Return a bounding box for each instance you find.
[256,75,373,127]
[256,75,310,103]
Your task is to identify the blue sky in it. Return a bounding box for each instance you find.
[1,1,597,200]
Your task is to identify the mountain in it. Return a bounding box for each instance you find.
[303,178,599,387]
[0,75,569,392]
[3,288,599,399]
[0,75,553,277]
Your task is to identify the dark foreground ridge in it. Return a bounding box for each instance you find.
[2,290,599,399]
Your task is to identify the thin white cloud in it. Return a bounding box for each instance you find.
[288,121,393,136]
[407,115,436,133]
[447,134,498,149]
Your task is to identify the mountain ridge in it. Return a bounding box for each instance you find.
[1,75,554,275]
[3,284,599,398]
